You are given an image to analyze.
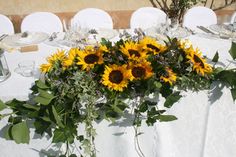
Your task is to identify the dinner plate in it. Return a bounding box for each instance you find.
[2,32,49,47]
[209,24,236,39]
[97,28,119,39]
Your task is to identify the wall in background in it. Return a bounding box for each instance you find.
[0,0,151,15]
[0,0,235,15]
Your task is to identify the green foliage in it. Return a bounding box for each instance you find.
[229,41,236,60]
[0,100,6,111]
[11,122,30,144]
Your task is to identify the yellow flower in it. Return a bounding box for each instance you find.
[98,44,109,53]
[160,68,177,85]
[40,50,66,73]
[40,63,52,73]
[63,48,81,67]
[77,46,104,71]
[47,50,66,63]
[120,41,146,60]
[128,61,153,81]
[186,48,212,76]
[139,37,167,54]
[102,64,130,91]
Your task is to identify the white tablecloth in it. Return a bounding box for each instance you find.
[0,34,235,157]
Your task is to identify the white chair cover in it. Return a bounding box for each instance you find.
[182,6,217,31]
[72,8,113,29]
[21,12,63,34]
[230,11,236,23]
[0,14,14,35]
[130,7,167,29]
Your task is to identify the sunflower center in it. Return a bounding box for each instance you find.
[132,67,146,78]
[147,44,160,52]
[193,55,205,68]
[128,49,141,57]
[109,70,123,84]
[162,70,169,78]
[84,54,99,64]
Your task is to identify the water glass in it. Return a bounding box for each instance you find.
[15,60,35,77]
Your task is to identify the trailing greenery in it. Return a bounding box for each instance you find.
[0,36,236,157]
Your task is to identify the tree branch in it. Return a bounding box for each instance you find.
[210,0,215,8]
[213,1,236,11]
[149,0,158,7]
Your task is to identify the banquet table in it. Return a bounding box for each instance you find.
[0,31,236,157]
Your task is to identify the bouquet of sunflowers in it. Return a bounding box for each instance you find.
[1,36,236,157]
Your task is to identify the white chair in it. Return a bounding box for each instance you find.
[0,14,14,35]
[130,7,167,29]
[21,12,63,34]
[230,11,236,23]
[72,8,113,29]
[182,6,217,31]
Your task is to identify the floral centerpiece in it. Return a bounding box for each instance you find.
[0,35,236,157]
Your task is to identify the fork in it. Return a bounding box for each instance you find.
[0,34,8,41]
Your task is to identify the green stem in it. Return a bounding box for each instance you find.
[133,97,145,157]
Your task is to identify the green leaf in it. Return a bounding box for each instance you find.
[229,42,236,60]
[164,92,182,108]
[52,129,67,143]
[139,103,148,112]
[0,99,7,111]
[231,88,236,101]
[52,106,64,128]
[4,125,13,140]
[157,115,177,122]
[22,103,40,111]
[34,119,51,135]
[216,70,236,87]
[69,154,77,157]
[34,90,55,105]
[36,80,49,89]
[212,51,219,63]
[11,121,30,144]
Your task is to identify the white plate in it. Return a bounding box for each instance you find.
[2,32,49,47]
[95,28,119,39]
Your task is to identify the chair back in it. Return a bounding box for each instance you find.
[230,11,236,24]
[72,8,113,29]
[0,14,14,35]
[183,6,217,31]
[130,7,167,29]
[21,12,63,34]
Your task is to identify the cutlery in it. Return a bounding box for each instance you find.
[0,34,8,41]
[197,26,217,35]
[48,32,59,41]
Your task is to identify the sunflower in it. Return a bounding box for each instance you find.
[139,37,167,55]
[102,64,130,91]
[98,44,109,53]
[160,67,177,85]
[40,50,66,73]
[120,41,146,60]
[63,48,81,68]
[77,46,104,71]
[186,48,212,76]
[40,63,52,73]
[128,61,153,81]
[47,50,66,63]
